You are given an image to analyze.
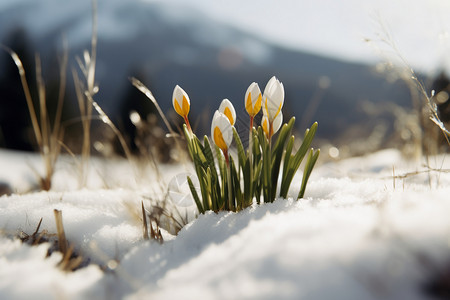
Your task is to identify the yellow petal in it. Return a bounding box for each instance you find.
[218,99,236,126]
[274,101,282,120]
[254,93,262,114]
[174,98,184,116]
[245,92,253,115]
[262,116,269,137]
[182,95,190,116]
[224,107,234,125]
[214,126,228,151]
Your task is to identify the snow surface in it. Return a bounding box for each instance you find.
[0,148,449,299]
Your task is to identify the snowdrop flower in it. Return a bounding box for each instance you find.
[262,76,284,122]
[218,99,236,126]
[211,110,233,154]
[262,111,283,138]
[245,82,262,118]
[173,85,192,131]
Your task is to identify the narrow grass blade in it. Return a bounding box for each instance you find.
[232,127,247,167]
[279,136,295,198]
[203,136,218,175]
[280,122,318,198]
[230,155,243,210]
[298,149,320,199]
[188,176,204,214]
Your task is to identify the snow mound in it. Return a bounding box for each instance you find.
[0,149,449,299]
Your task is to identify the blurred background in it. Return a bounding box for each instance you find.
[1,0,450,160]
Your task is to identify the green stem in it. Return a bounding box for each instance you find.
[248,116,254,204]
[267,121,273,202]
[184,116,192,135]
[224,149,233,211]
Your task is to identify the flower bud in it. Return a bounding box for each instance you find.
[218,99,236,126]
[211,110,233,152]
[245,82,262,117]
[172,85,190,118]
[262,76,284,122]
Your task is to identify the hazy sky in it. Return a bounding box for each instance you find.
[150,0,450,73]
[2,0,450,73]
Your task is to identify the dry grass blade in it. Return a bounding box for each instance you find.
[19,218,48,245]
[370,15,450,146]
[130,77,188,164]
[1,45,67,190]
[52,37,68,140]
[32,217,43,237]
[53,209,86,271]
[0,45,42,146]
[72,66,93,187]
[87,92,134,163]
[130,77,178,137]
[53,209,68,255]
[69,0,98,188]
[142,201,149,240]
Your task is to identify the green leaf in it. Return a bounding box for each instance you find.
[297,123,318,162]
[271,117,295,161]
[298,148,320,199]
[262,137,271,203]
[197,167,210,210]
[251,128,261,164]
[242,158,251,206]
[232,127,247,168]
[279,122,318,198]
[279,136,295,198]
[203,136,218,175]
[253,159,263,203]
[268,117,295,200]
[187,176,204,214]
[230,155,242,210]
[206,167,214,210]
[215,145,225,179]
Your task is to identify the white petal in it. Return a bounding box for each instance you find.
[246,82,261,107]
[211,111,233,148]
[173,85,189,105]
[211,110,221,144]
[272,111,283,134]
[218,98,236,126]
[263,76,277,97]
[263,76,284,121]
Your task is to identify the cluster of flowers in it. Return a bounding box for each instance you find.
[173,76,285,155]
[172,76,319,213]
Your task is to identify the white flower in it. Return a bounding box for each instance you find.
[211,110,233,152]
[273,111,283,134]
[172,85,190,118]
[218,99,236,126]
[262,76,284,122]
[245,82,262,117]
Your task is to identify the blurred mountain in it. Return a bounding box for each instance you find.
[0,0,411,152]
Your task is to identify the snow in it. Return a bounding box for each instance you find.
[0,237,105,299]
[2,1,450,298]
[0,148,449,299]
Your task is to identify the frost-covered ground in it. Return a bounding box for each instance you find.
[0,148,449,300]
